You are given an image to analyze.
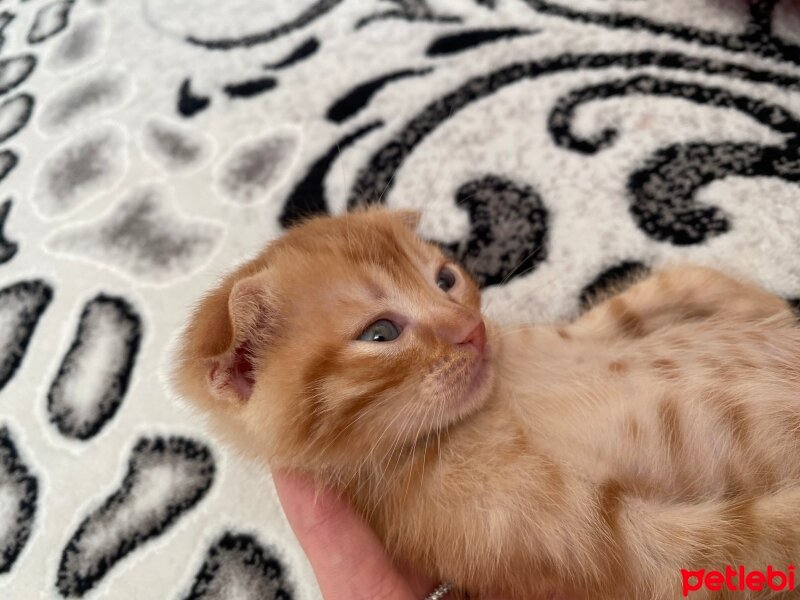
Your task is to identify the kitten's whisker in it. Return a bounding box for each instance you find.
[374,405,419,511]
[355,404,409,492]
[366,392,409,458]
[362,404,405,470]
[355,396,411,496]
[376,164,399,206]
[386,412,412,480]
[302,387,406,477]
[482,243,544,315]
[453,189,481,209]
[435,396,447,465]
[502,244,545,289]
[345,210,353,254]
[286,386,330,431]
[435,400,443,459]
[403,400,435,501]
[317,391,399,457]
[435,421,442,466]
[336,142,346,208]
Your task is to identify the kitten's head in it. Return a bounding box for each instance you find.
[174,209,494,474]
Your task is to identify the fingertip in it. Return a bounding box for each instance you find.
[272,469,350,539]
[271,468,316,510]
[271,469,417,600]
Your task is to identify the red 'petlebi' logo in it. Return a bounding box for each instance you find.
[681,565,796,596]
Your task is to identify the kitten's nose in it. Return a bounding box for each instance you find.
[458,320,486,354]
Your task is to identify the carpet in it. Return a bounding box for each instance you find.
[1,0,799,598]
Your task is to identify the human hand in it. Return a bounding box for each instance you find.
[272,469,437,600]
[273,469,579,600]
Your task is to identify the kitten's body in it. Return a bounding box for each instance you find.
[366,320,800,599]
[175,209,800,600]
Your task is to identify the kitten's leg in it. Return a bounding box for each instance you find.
[568,265,792,340]
[611,484,800,600]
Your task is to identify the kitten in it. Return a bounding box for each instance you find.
[174,208,800,600]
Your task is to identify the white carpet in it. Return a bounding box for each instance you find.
[1,0,799,598]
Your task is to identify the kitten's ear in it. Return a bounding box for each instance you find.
[205,274,276,404]
[392,209,421,231]
[177,269,277,408]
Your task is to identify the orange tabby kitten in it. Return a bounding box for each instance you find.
[174,208,800,600]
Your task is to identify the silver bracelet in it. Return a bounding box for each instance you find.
[424,582,452,600]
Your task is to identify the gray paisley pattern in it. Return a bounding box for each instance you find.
[47,184,222,283]
[1,0,800,598]
[32,124,127,218]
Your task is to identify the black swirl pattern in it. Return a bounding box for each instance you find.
[326,68,432,123]
[0,0,72,224]
[0,149,18,183]
[0,12,13,49]
[4,0,800,597]
[445,175,548,287]
[631,141,800,245]
[223,76,277,99]
[0,54,36,96]
[0,93,33,144]
[56,436,215,597]
[0,280,52,391]
[787,298,800,320]
[178,78,210,118]
[263,37,319,70]
[548,75,800,155]
[0,199,18,264]
[347,51,800,213]
[28,0,74,44]
[280,120,383,228]
[521,0,800,66]
[47,295,142,440]
[579,261,649,310]
[185,0,345,50]
[355,0,460,29]
[0,426,37,575]
[183,532,293,600]
[426,27,538,56]
[546,74,800,244]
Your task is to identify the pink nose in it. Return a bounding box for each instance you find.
[458,320,486,354]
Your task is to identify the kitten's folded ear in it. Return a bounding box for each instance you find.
[208,275,276,403]
[177,270,276,407]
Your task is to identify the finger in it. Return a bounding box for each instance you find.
[395,561,439,598]
[273,469,420,600]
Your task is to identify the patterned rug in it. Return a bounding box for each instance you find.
[1,0,799,598]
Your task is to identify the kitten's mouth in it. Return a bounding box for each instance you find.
[449,347,493,417]
[429,353,494,438]
[466,355,491,397]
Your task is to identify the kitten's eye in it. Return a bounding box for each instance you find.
[437,266,456,292]
[358,319,400,342]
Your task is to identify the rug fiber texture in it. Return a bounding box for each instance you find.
[1,0,800,598]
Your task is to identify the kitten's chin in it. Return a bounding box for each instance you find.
[445,353,495,424]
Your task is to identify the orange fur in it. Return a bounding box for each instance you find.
[173,209,800,600]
